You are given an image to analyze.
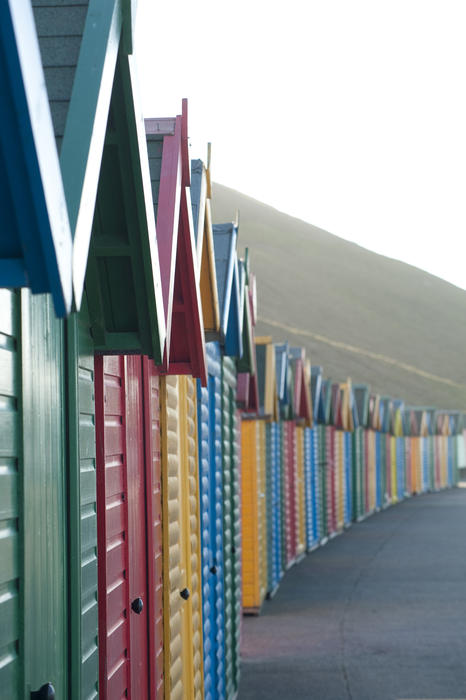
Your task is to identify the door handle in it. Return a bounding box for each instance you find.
[31,684,55,699]
[131,597,144,614]
[180,587,190,600]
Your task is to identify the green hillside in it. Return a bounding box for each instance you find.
[211,182,466,411]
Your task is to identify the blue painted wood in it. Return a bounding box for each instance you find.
[212,224,242,358]
[266,422,281,594]
[197,342,225,700]
[0,0,72,316]
[447,435,454,487]
[304,428,316,551]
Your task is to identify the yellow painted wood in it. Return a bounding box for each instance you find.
[296,426,306,557]
[390,436,398,503]
[161,376,184,700]
[161,376,204,700]
[178,376,204,700]
[241,420,261,611]
[257,421,268,599]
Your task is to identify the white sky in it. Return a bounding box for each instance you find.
[134,1,466,290]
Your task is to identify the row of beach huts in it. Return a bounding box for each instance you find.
[1,3,464,700]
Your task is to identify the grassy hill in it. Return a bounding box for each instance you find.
[211,182,466,411]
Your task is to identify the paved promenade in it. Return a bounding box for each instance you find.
[239,487,466,700]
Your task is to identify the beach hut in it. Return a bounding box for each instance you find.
[256,337,282,596]
[319,378,333,540]
[307,366,323,547]
[331,383,344,533]
[340,381,355,526]
[0,0,72,317]
[353,384,369,520]
[289,348,313,559]
[212,221,243,696]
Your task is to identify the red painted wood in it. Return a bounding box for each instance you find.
[96,355,131,700]
[97,355,159,700]
[405,438,412,495]
[156,115,182,331]
[285,421,297,566]
[126,356,149,700]
[142,357,164,700]
[164,185,207,385]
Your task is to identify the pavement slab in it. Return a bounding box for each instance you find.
[239,487,466,700]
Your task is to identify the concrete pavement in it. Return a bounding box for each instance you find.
[239,487,466,700]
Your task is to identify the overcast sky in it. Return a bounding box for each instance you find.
[134,1,466,290]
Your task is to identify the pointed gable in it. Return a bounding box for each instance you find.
[353,384,370,428]
[0,0,72,316]
[212,222,242,357]
[146,100,207,383]
[84,55,165,361]
[256,337,279,421]
[191,151,220,339]
[311,366,323,424]
[289,347,312,425]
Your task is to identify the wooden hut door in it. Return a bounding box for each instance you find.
[95,356,150,700]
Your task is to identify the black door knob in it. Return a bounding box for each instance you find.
[131,597,144,614]
[31,684,55,700]
[180,587,190,600]
[231,546,236,554]
[210,565,217,575]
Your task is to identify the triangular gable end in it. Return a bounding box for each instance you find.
[191,154,220,339]
[0,1,72,316]
[212,223,242,357]
[85,56,165,361]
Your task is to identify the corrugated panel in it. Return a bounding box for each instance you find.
[317,424,327,538]
[396,436,405,501]
[335,430,344,531]
[284,421,297,566]
[311,427,321,544]
[241,420,260,611]
[296,426,306,557]
[272,423,283,583]
[178,376,204,700]
[0,290,20,698]
[222,356,241,698]
[197,377,214,700]
[385,434,392,504]
[257,421,267,598]
[95,356,131,699]
[304,428,313,551]
[0,290,68,697]
[390,436,398,504]
[352,427,363,520]
[428,436,435,490]
[197,343,225,700]
[375,432,382,510]
[405,437,412,495]
[367,430,376,512]
[326,426,336,535]
[22,292,67,695]
[344,431,352,526]
[67,295,99,700]
[161,375,184,700]
[143,359,164,700]
[266,422,280,593]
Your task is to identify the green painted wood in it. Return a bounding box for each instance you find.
[0,289,20,699]
[67,292,98,700]
[85,55,165,362]
[21,290,68,697]
[58,0,123,307]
